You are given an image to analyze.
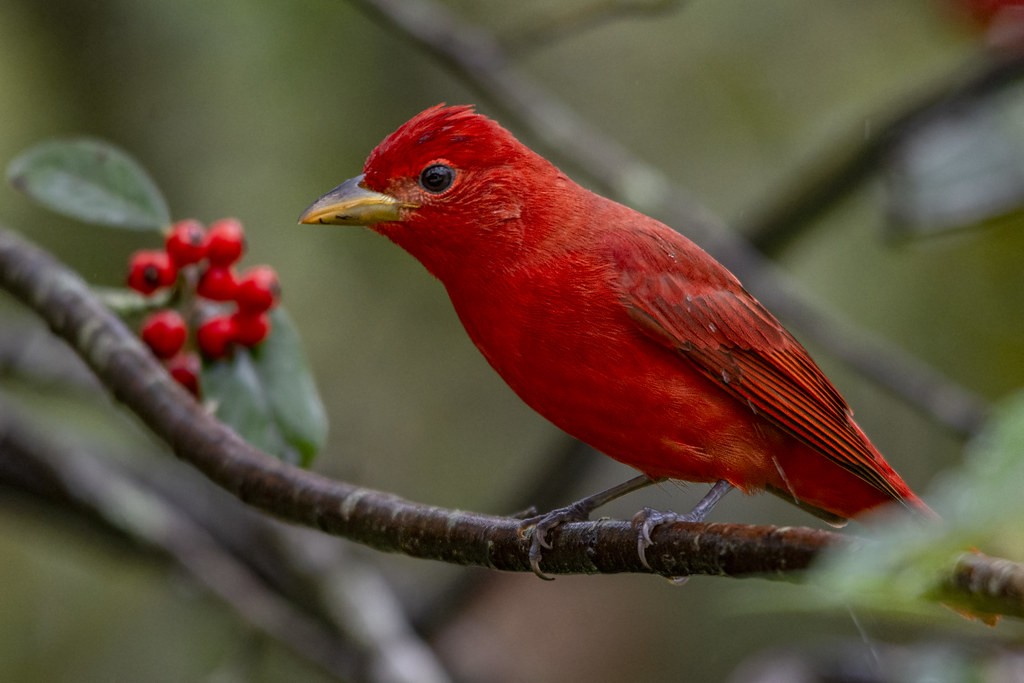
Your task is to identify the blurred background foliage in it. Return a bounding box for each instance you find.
[1,0,1023,681]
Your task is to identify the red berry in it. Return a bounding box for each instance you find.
[232,311,270,347]
[127,250,177,295]
[165,219,207,267]
[196,315,237,359]
[197,266,238,301]
[235,265,281,313]
[140,309,188,359]
[205,218,246,265]
[165,352,201,396]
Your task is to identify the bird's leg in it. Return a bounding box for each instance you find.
[633,479,733,570]
[518,474,659,579]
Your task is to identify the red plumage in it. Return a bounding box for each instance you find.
[303,104,929,529]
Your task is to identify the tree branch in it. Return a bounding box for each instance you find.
[2,225,1023,619]
[0,225,834,578]
[940,553,1024,619]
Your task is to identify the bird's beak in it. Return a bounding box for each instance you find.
[298,174,413,225]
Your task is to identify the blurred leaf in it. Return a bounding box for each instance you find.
[250,308,328,467]
[884,85,1024,237]
[201,307,327,466]
[933,387,1024,546]
[807,390,1024,618]
[6,138,170,230]
[202,349,290,461]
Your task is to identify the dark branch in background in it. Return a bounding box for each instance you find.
[740,49,1024,253]
[0,389,453,682]
[0,398,366,681]
[2,226,1024,619]
[504,0,688,53]
[349,0,991,439]
[0,319,99,389]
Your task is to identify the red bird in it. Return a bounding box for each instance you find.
[300,105,931,575]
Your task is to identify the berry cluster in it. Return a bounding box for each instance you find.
[128,218,281,395]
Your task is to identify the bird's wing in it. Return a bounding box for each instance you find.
[612,229,903,500]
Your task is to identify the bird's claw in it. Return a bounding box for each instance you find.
[518,501,594,580]
[632,506,695,571]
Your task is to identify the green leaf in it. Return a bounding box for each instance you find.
[6,138,170,230]
[250,308,329,467]
[202,350,292,461]
[200,307,328,466]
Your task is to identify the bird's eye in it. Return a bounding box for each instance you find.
[419,164,455,193]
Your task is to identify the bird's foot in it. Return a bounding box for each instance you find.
[632,507,702,572]
[518,500,596,580]
[633,480,733,575]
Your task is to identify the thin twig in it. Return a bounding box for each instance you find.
[504,0,688,53]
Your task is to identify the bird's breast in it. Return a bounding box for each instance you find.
[441,256,771,484]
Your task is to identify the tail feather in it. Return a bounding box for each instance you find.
[764,484,848,526]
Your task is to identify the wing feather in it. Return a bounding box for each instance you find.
[612,230,904,501]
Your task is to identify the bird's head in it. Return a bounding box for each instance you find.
[299,105,566,279]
